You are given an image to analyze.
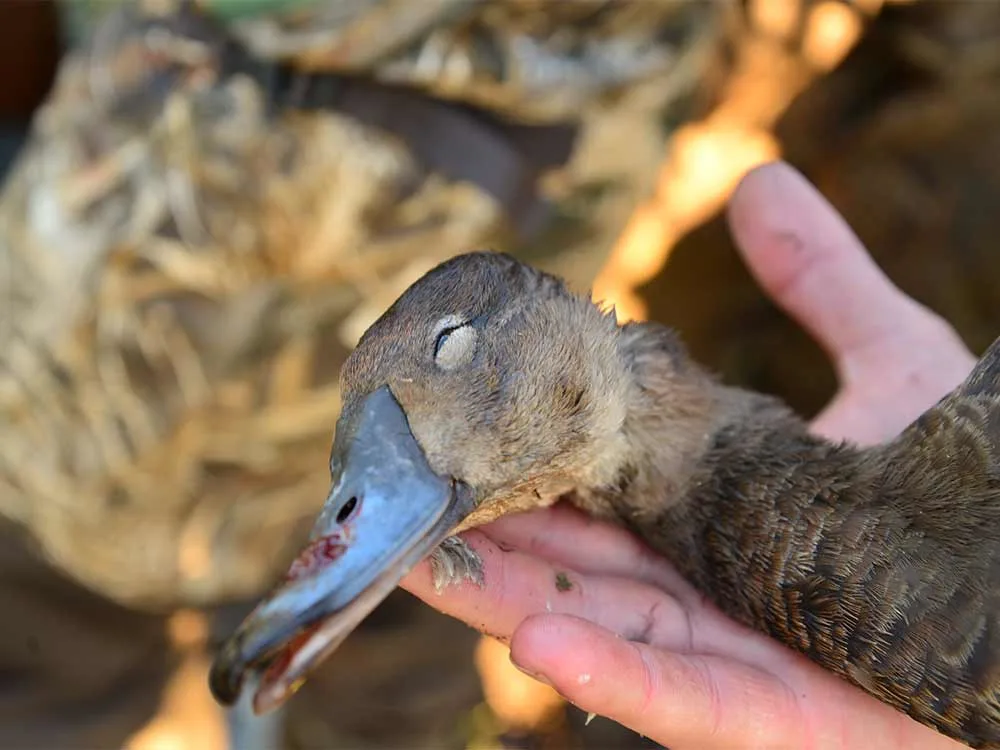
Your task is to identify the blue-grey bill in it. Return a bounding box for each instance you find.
[208,386,474,714]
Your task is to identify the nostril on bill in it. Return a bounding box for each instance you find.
[336,496,358,523]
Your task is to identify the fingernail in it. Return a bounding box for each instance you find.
[509,655,552,687]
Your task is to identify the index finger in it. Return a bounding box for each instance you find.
[399,530,694,650]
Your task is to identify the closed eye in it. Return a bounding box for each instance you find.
[432,317,478,371]
[434,326,461,358]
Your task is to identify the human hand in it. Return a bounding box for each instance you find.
[399,161,977,749]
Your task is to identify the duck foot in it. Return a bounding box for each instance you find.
[430,536,484,593]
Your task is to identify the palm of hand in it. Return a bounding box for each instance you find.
[401,163,978,749]
[404,499,963,750]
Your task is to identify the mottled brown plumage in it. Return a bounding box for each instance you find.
[334,250,1000,748]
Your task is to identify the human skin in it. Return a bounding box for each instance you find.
[400,161,978,749]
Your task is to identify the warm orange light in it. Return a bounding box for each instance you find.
[474,637,564,731]
[659,125,780,230]
[592,0,873,324]
[750,0,802,40]
[804,1,864,71]
[591,284,649,324]
[596,122,780,304]
[125,612,227,750]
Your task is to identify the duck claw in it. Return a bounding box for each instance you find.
[430,536,484,592]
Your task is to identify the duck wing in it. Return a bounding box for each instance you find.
[867,335,1000,746]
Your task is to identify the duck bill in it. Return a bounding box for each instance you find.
[208,385,474,714]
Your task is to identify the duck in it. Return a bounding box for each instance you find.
[209,249,1000,748]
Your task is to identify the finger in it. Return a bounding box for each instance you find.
[482,503,704,607]
[808,337,975,445]
[726,161,966,385]
[509,614,804,750]
[402,529,802,673]
[399,531,693,649]
[807,390,911,446]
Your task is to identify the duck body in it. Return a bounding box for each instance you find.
[589,342,1000,747]
[211,251,1000,748]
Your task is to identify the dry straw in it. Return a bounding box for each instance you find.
[0,0,725,610]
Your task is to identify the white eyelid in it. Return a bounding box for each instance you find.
[433,316,477,371]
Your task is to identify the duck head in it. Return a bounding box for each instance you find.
[208,251,682,713]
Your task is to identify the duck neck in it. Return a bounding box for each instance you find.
[571,328,994,746]
[573,321,872,628]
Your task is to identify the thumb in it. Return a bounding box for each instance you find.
[508,614,801,750]
[726,161,958,382]
[726,161,974,441]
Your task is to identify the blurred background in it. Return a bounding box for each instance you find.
[0,0,998,748]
